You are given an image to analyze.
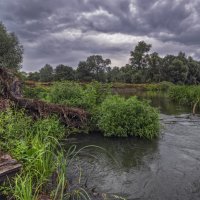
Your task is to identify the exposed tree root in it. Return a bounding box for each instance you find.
[0,68,88,128]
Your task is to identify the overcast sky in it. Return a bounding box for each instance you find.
[0,0,200,72]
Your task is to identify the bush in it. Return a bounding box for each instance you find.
[23,85,49,100]
[47,81,111,111]
[97,95,159,139]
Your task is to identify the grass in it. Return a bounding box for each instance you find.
[0,108,123,199]
[0,109,92,199]
[112,81,173,91]
[168,85,200,113]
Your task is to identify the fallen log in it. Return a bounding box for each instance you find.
[0,67,88,128]
[0,154,22,183]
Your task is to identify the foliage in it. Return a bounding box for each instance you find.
[168,85,200,107]
[0,109,119,199]
[54,64,75,81]
[47,81,111,111]
[27,72,40,81]
[39,64,54,82]
[130,41,151,70]
[146,81,174,91]
[0,109,93,199]
[96,95,159,139]
[0,22,200,84]
[77,55,111,82]
[23,85,49,100]
[0,22,23,70]
[26,43,200,85]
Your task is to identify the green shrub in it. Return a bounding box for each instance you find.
[47,81,111,111]
[23,86,49,100]
[97,95,159,139]
[159,81,174,91]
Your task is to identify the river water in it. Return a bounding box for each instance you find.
[67,89,200,200]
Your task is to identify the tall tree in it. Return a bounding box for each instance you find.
[54,64,75,81]
[0,22,23,70]
[39,64,54,82]
[77,55,111,82]
[187,57,200,84]
[163,57,188,84]
[28,72,40,81]
[86,55,111,82]
[76,61,94,82]
[148,52,162,82]
[130,41,151,70]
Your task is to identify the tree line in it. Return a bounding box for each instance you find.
[1,21,200,84]
[27,42,200,84]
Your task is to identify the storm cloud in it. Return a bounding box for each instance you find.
[0,0,200,71]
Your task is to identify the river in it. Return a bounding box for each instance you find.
[67,89,200,200]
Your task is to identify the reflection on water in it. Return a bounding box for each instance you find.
[66,89,200,200]
[113,88,193,115]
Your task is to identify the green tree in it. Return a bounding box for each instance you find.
[164,58,188,84]
[120,64,135,83]
[107,66,122,82]
[86,55,111,82]
[27,72,40,81]
[76,61,94,82]
[147,52,162,82]
[77,55,111,82]
[130,41,151,70]
[39,64,54,82]
[54,64,75,81]
[0,22,23,70]
[187,57,200,84]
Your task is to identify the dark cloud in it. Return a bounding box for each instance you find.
[0,0,199,71]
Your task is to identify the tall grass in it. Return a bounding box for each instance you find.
[0,109,93,199]
[168,85,200,113]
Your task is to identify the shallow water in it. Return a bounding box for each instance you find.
[67,89,200,200]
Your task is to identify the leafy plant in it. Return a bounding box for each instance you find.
[47,81,111,112]
[97,95,159,139]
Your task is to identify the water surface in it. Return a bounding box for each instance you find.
[67,89,200,200]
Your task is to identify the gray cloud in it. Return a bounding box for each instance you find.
[0,0,200,71]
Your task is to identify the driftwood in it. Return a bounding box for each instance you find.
[0,68,88,128]
[192,99,199,115]
[0,154,22,183]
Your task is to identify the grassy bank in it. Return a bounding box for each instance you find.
[168,85,200,114]
[23,81,160,139]
[0,109,92,199]
[0,81,161,199]
[112,81,174,91]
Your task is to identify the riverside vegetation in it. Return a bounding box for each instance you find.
[1,20,199,200]
[168,85,200,114]
[0,81,160,199]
